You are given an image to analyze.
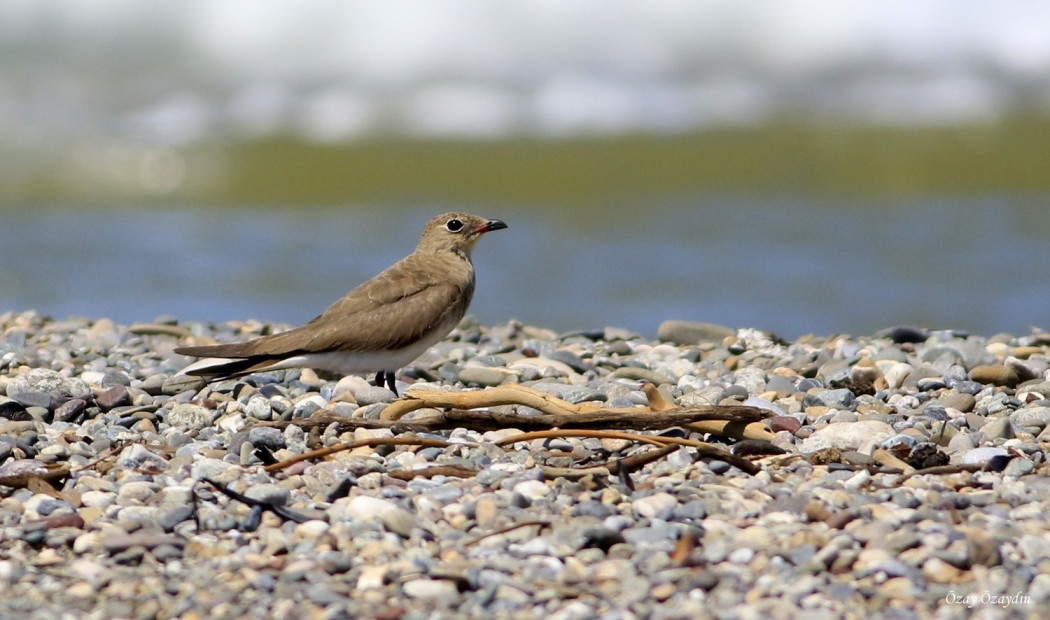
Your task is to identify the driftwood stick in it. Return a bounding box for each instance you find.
[382,384,583,420]
[262,405,765,435]
[496,428,670,448]
[643,384,675,412]
[377,383,774,441]
[872,448,916,475]
[264,436,464,473]
[387,465,477,480]
[496,428,758,475]
[684,420,776,442]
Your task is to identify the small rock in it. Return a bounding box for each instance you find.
[403,578,459,601]
[244,396,273,420]
[960,447,1008,465]
[633,492,678,519]
[969,365,1019,388]
[7,368,91,406]
[54,398,87,422]
[799,420,894,455]
[657,320,735,345]
[980,417,1015,440]
[244,483,290,506]
[512,479,551,501]
[166,403,213,430]
[803,388,856,410]
[96,385,130,410]
[346,496,417,538]
[1012,406,1050,431]
[457,367,507,387]
[769,416,801,434]
[1003,458,1034,477]
[248,426,286,451]
[581,527,627,553]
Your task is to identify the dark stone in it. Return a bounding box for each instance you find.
[8,390,52,410]
[580,527,626,553]
[905,443,949,469]
[570,501,615,519]
[157,506,195,532]
[0,400,27,419]
[547,349,594,373]
[769,416,801,434]
[101,370,132,387]
[96,385,131,411]
[876,325,930,344]
[54,398,88,423]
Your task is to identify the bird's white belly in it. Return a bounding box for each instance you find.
[263,322,454,374]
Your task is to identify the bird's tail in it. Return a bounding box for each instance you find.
[175,356,273,380]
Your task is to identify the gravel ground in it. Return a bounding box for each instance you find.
[1,310,1048,619]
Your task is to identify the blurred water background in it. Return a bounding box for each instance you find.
[2,1,1050,339]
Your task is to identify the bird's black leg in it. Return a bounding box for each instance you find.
[374,370,399,397]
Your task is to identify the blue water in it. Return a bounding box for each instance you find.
[2,195,1047,339]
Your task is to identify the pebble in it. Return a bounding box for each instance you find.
[656,320,735,346]
[969,364,1020,388]
[799,420,894,454]
[2,310,1049,619]
[166,403,213,430]
[457,366,508,387]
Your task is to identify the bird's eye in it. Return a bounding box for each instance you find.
[445,219,464,232]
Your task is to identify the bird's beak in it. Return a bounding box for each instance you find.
[474,219,508,234]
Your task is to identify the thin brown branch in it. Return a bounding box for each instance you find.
[263,436,465,473]
[495,428,669,448]
[376,383,775,442]
[496,428,758,475]
[539,444,681,480]
[386,465,477,480]
[462,520,552,547]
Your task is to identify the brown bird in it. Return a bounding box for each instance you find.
[174,212,507,394]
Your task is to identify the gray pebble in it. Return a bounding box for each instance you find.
[248,426,286,450]
[166,403,213,430]
[244,484,290,506]
[458,367,507,387]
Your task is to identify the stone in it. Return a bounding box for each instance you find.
[969,365,1020,388]
[457,367,507,387]
[1012,406,1050,430]
[513,479,551,501]
[633,493,678,519]
[166,403,213,430]
[803,388,856,409]
[96,385,130,410]
[248,426,286,450]
[979,417,1015,440]
[799,420,894,455]
[657,320,735,346]
[403,578,459,601]
[244,483,290,506]
[960,447,1008,465]
[345,496,417,538]
[7,368,92,406]
[769,416,802,435]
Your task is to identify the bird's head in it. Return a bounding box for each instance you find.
[418,212,508,257]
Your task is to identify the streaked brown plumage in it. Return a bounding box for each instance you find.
[174,212,507,394]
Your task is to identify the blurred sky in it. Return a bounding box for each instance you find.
[2,0,1050,150]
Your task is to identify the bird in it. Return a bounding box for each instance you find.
[173,212,507,395]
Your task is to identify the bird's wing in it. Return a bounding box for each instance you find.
[175,257,474,359]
